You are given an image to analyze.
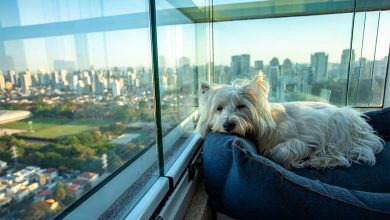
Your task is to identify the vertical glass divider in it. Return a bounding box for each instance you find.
[345,0,357,106]
[355,12,367,106]
[383,46,390,107]
[149,0,164,176]
[367,10,381,107]
[208,0,215,83]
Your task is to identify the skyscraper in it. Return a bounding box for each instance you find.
[0,71,6,91]
[8,70,16,86]
[230,55,241,79]
[282,58,293,76]
[177,56,191,86]
[20,70,32,91]
[340,49,355,79]
[270,57,280,67]
[310,52,328,82]
[111,80,121,96]
[240,54,250,76]
[254,60,264,71]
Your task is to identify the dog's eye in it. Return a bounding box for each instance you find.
[237,104,246,109]
[216,105,223,111]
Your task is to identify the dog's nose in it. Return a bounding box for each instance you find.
[223,121,236,132]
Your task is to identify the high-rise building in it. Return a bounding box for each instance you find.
[268,65,279,97]
[230,54,251,79]
[31,73,39,86]
[8,70,17,85]
[20,70,32,91]
[282,58,293,76]
[270,57,280,67]
[60,70,68,87]
[159,56,166,74]
[177,57,191,86]
[83,71,92,86]
[111,80,121,96]
[340,49,355,79]
[240,54,250,76]
[178,57,190,67]
[39,72,51,85]
[0,71,6,91]
[254,60,264,71]
[77,80,85,96]
[310,52,328,82]
[230,55,241,79]
[53,71,60,84]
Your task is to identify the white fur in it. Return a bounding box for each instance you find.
[197,74,384,169]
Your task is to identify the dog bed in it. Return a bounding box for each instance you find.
[203,132,390,219]
[203,107,390,220]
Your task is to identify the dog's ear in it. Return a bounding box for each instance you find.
[200,81,211,94]
[251,72,269,96]
[254,71,265,86]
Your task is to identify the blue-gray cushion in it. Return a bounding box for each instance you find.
[364,107,390,141]
[203,132,390,219]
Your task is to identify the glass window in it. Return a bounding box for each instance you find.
[1,0,388,219]
[0,1,159,219]
[213,14,353,105]
[348,9,390,107]
[0,0,148,27]
[155,0,209,171]
[212,1,389,107]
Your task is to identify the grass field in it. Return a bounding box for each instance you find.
[0,117,113,139]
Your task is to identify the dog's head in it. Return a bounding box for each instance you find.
[196,73,275,142]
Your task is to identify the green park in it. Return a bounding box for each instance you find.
[0,117,113,140]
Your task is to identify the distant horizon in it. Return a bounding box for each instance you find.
[1,52,389,75]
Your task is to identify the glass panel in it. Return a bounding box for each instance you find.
[211,0,390,22]
[0,1,159,219]
[353,11,380,107]
[212,0,357,21]
[369,10,390,107]
[156,0,210,171]
[213,13,353,105]
[0,0,148,27]
[348,9,390,107]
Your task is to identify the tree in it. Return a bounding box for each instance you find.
[54,181,67,202]
[107,152,123,172]
[112,108,132,122]
[22,201,51,220]
[63,194,77,206]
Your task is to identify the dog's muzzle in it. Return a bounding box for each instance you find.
[223,121,236,132]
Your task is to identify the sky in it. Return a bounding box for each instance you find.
[214,11,390,65]
[0,0,389,72]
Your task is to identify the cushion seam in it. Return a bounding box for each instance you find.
[232,139,390,215]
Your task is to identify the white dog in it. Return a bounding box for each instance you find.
[196,73,384,169]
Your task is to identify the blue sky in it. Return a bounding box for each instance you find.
[0,0,389,72]
[214,11,390,65]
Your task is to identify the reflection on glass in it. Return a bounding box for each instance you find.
[0,0,148,27]
[0,1,158,219]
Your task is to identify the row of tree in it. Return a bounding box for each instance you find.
[0,129,144,174]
